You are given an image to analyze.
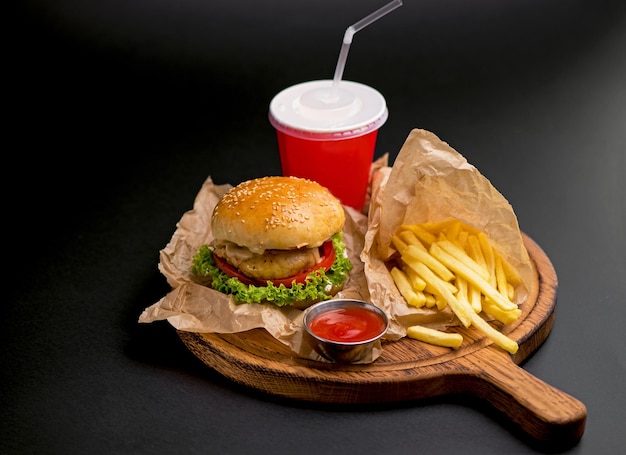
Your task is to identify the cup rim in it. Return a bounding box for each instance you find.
[269,109,388,141]
[269,80,388,136]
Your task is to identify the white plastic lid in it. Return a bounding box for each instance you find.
[269,80,388,140]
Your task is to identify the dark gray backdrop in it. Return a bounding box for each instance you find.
[6,1,626,454]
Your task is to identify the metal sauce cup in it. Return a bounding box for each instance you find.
[303,299,389,363]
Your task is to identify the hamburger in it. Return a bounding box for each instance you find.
[191,176,353,309]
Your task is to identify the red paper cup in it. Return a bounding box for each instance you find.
[269,80,388,211]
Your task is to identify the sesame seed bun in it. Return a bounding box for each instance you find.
[211,176,345,253]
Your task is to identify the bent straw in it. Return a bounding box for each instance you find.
[332,0,403,89]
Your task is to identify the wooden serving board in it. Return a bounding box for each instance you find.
[177,233,587,444]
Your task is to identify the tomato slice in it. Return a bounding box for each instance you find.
[212,254,258,286]
[213,240,336,288]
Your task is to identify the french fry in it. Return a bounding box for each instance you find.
[424,293,438,308]
[430,242,517,311]
[481,299,522,325]
[455,275,472,312]
[402,265,427,291]
[431,294,446,311]
[405,260,453,309]
[407,325,463,349]
[495,254,509,299]
[466,235,486,313]
[467,235,487,271]
[400,224,436,246]
[455,229,469,250]
[434,295,447,310]
[404,244,455,282]
[389,219,524,354]
[445,219,462,242]
[403,258,457,296]
[468,284,482,313]
[478,232,497,287]
[390,267,426,308]
[391,234,408,254]
[411,261,472,327]
[436,239,489,280]
[419,219,459,234]
[494,248,522,286]
[507,283,515,301]
[469,312,519,354]
[398,230,427,250]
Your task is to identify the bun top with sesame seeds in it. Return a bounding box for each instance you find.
[211,176,345,254]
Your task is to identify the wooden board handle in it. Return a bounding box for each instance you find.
[466,347,587,444]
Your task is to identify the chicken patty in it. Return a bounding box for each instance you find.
[213,240,321,279]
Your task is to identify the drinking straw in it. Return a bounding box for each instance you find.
[332,0,403,89]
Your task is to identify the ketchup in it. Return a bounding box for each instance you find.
[308,307,386,343]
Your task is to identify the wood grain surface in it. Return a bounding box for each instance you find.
[177,233,587,443]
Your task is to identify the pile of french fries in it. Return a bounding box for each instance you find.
[389,220,522,354]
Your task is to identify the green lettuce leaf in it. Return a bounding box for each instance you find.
[191,233,353,307]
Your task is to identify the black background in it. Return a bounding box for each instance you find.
[6,1,626,453]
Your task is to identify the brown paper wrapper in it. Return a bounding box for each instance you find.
[139,128,533,363]
[362,129,533,339]
[139,169,379,363]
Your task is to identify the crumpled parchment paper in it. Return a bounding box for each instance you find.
[139,128,533,363]
[361,129,533,339]
[139,157,385,363]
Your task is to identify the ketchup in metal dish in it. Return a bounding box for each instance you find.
[308,307,386,343]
